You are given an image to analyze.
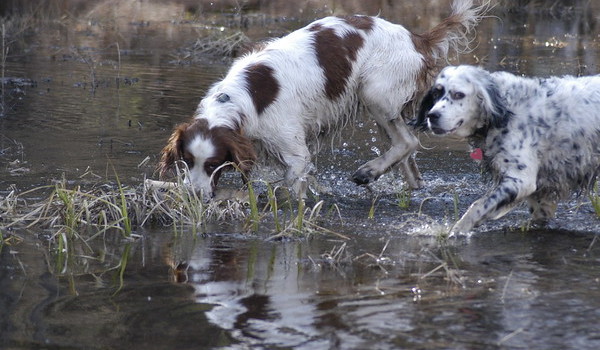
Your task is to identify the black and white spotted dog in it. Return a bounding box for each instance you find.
[415,65,600,233]
[159,0,488,200]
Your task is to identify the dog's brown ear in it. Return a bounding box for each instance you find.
[227,129,256,180]
[158,123,189,178]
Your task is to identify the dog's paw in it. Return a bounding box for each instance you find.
[351,166,379,185]
[450,217,476,235]
[291,177,309,199]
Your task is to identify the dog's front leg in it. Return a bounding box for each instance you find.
[352,118,423,188]
[451,174,537,234]
[282,147,313,199]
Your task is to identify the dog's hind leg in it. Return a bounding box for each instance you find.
[352,116,424,189]
[526,194,557,224]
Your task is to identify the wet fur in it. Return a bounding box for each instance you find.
[159,0,488,198]
[416,65,600,233]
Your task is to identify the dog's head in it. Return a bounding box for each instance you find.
[414,65,512,138]
[158,112,256,200]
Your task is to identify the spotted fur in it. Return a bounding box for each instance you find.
[416,65,600,233]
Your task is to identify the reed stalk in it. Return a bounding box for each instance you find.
[368,196,378,220]
[114,172,132,237]
[590,181,600,218]
[113,243,131,295]
[1,23,6,116]
[295,197,305,232]
[246,180,260,232]
[266,184,280,232]
[453,189,460,222]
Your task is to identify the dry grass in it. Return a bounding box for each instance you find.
[0,177,246,235]
[0,159,351,287]
[171,30,251,64]
[0,168,346,244]
[189,31,251,57]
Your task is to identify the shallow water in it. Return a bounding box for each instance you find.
[1,1,600,349]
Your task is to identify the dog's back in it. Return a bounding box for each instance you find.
[489,73,600,196]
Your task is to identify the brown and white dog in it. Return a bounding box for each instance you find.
[159,0,488,199]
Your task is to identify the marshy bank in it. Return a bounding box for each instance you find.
[1,1,600,349]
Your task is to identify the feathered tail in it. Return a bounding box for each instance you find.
[416,0,491,63]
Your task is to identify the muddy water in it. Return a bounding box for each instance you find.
[1,1,600,349]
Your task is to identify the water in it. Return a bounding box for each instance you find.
[1,1,600,349]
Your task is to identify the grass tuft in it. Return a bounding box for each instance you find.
[396,187,412,209]
[244,180,346,240]
[590,181,600,218]
[2,167,342,242]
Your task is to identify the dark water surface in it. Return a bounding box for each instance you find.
[1,1,600,349]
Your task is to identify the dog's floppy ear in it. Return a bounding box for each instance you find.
[477,73,513,129]
[224,128,257,181]
[412,88,436,131]
[159,123,188,178]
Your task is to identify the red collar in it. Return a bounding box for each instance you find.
[470,148,483,161]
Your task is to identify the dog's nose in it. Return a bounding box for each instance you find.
[427,111,441,122]
[201,190,215,203]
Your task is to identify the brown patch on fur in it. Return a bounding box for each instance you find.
[159,122,190,178]
[340,15,374,32]
[236,40,269,57]
[411,13,467,80]
[244,63,280,115]
[422,13,467,48]
[343,32,364,61]
[210,126,256,181]
[409,33,437,107]
[313,28,364,100]
[308,23,323,32]
[409,14,468,118]
[410,34,436,73]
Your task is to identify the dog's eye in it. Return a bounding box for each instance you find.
[206,164,217,173]
[204,161,221,174]
[451,91,465,100]
[182,151,194,169]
